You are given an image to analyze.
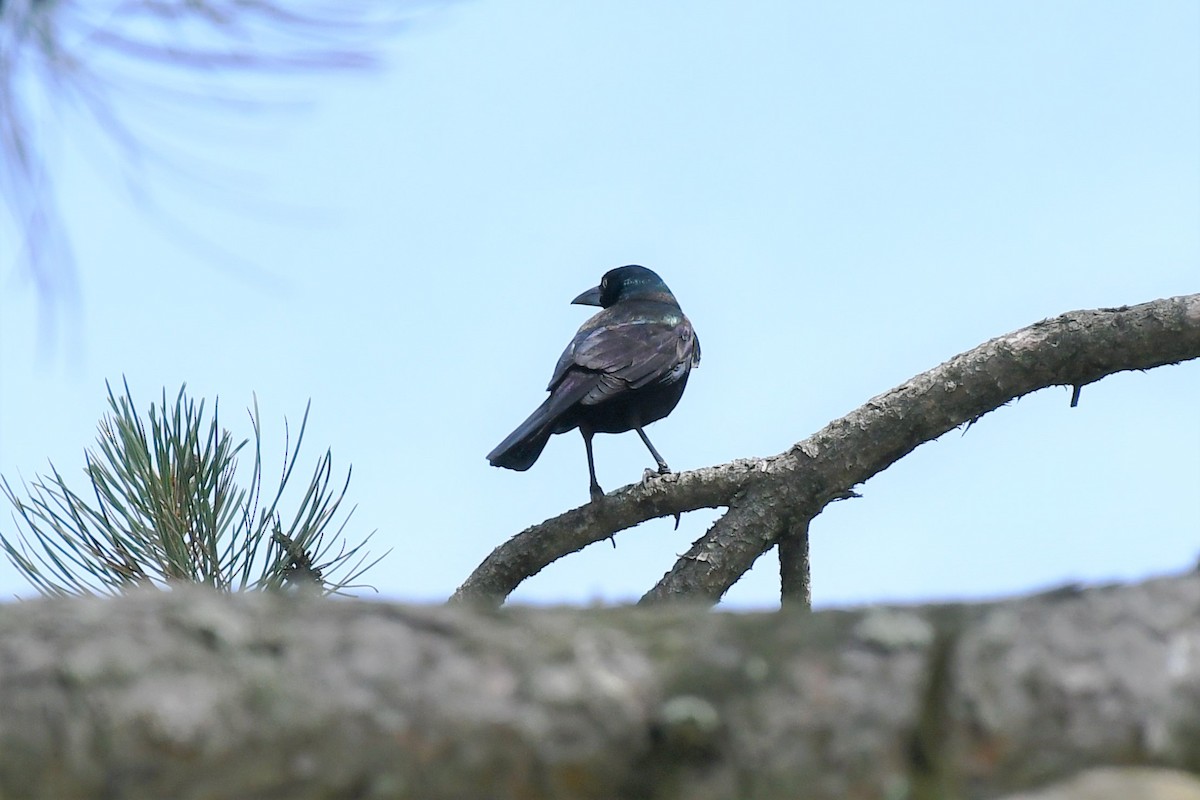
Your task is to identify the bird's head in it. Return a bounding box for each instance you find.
[571,265,676,308]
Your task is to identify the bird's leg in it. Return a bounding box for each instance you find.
[635,427,671,474]
[580,425,605,502]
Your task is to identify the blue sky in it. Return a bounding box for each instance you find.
[1,1,1197,607]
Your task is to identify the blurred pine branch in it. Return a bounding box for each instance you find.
[1,0,442,323]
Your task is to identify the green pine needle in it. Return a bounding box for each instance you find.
[1,380,385,597]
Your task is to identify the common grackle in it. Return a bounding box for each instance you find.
[487,265,701,501]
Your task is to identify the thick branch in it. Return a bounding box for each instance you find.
[3,576,1200,799]
[647,293,1200,601]
[456,294,1200,606]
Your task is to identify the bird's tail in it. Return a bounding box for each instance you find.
[487,397,557,471]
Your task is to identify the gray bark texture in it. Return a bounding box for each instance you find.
[2,574,1200,799]
[453,293,1200,608]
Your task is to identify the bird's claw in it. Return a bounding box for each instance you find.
[589,485,606,503]
[642,466,672,486]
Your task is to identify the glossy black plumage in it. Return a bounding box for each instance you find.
[487,265,700,501]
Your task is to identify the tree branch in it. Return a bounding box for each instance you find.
[638,482,786,605]
[778,516,811,608]
[4,575,1200,798]
[455,294,1200,607]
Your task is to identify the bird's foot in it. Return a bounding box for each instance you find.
[638,469,683,528]
[642,466,672,485]
[589,483,606,503]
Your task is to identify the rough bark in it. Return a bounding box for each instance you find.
[2,574,1200,799]
[454,293,1200,607]
[998,767,1200,800]
[777,517,811,608]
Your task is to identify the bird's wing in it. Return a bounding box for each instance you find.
[549,317,698,406]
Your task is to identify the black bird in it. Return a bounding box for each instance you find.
[487,265,700,501]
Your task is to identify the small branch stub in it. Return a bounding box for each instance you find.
[778,518,812,609]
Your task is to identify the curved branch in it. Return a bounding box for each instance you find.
[645,293,1200,601]
[637,483,786,605]
[449,464,760,604]
[455,294,1200,607]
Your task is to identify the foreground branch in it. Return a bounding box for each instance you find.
[2,575,1200,798]
[456,293,1200,606]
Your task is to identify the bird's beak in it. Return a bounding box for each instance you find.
[571,285,603,307]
